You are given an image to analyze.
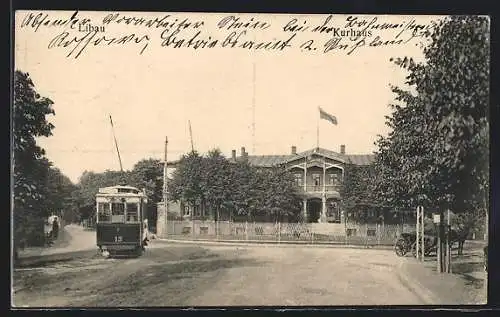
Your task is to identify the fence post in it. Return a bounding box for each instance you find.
[365,224,368,248]
[192,219,195,240]
[311,225,314,244]
[245,221,248,241]
[344,218,348,245]
[278,222,281,244]
[377,223,380,245]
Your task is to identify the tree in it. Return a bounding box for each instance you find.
[13,71,55,253]
[260,167,302,222]
[201,149,234,220]
[45,167,78,217]
[373,16,489,217]
[129,159,163,202]
[128,158,164,226]
[340,163,378,223]
[228,160,254,219]
[168,149,303,222]
[74,169,131,221]
[168,151,204,213]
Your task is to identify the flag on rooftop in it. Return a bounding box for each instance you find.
[319,107,338,125]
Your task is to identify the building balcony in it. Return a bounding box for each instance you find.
[296,184,341,199]
[298,185,340,192]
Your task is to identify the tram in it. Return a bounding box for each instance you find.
[95,185,149,257]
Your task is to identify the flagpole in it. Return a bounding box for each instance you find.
[316,110,320,149]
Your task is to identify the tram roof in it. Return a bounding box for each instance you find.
[97,185,145,195]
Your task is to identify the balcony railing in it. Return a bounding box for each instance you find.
[298,185,340,192]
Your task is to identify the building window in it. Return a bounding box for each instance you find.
[328,173,341,185]
[183,205,191,216]
[195,205,202,217]
[312,174,321,187]
[98,203,110,222]
[327,202,341,223]
[126,203,139,222]
[294,173,303,187]
[111,202,125,223]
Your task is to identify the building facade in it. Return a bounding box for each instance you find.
[236,145,374,224]
[156,145,374,235]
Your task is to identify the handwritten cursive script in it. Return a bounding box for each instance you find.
[48,30,150,59]
[20,11,438,59]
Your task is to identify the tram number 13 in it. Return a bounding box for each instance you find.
[114,235,123,242]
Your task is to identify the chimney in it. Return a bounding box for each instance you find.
[291,146,297,155]
[231,150,236,160]
[241,147,246,157]
[340,144,346,154]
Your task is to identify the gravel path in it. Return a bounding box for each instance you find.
[13,243,425,307]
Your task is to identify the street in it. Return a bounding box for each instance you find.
[13,241,425,307]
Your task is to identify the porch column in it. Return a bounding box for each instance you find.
[303,199,307,222]
[321,196,327,223]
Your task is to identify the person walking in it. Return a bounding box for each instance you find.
[52,217,59,240]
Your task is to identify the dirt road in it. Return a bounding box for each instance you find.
[13,242,424,307]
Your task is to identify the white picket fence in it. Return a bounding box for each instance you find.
[165,220,415,245]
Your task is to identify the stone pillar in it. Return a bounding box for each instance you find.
[321,196,327,223]
[303,199,308,222]
[156,201,167,238]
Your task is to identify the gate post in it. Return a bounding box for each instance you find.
[418,206,425,262]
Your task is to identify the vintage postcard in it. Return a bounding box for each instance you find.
[12,10,489,307]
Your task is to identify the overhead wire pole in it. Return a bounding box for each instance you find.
[187,120,195,236]
[188,120,195,153]
[252,62,256,154]
[163,137,168,238]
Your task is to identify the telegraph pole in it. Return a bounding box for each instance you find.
[163,136,168,238]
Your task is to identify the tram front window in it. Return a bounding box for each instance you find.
[98,203,111,222]
[126,203,139,222]
[111,202,125,222]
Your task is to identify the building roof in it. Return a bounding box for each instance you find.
[234,148,375,167]
[166,147,375,167]
[345,154,376,166]
[97,185,144,195]
[245,155,295,167]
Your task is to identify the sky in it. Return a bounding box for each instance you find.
[14,11,442,183]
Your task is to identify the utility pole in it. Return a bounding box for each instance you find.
[416,207,420,261]
[439,210,445,272]
[446,209,452,273]
[163,136,168,238]
[188,120,195,153]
